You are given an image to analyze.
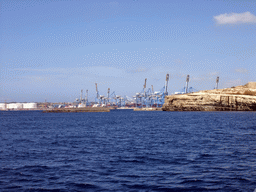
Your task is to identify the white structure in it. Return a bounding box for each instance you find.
[78,103,86,108]
[175,92,185,95]
[0,102,37,110]
[7,103,23,110]
[65,105,76,108]
[0,103,6,110]
[23,103,37,109]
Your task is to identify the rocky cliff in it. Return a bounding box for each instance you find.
[162,82,256,111]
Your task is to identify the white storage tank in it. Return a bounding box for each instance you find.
[23,103,37,109]
[0,103,6,110]
[7,103,23,109]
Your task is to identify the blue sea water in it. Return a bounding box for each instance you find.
[0,110,256,192]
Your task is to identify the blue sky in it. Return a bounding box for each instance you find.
[1,0,256,102]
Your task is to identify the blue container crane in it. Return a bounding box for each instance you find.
[95,83,100,104]
[85,89,89,106]
[215,76,219,89]
[134,74,169,108]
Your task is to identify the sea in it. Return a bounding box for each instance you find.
[1,110,256,192]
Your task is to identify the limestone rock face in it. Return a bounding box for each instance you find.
[162,82,256,111]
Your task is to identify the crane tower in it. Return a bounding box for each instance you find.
[144,78,147,90]
[95,83,99,104]
[185,75,189,94]
[80,89,83,103]
[85,90,89,106]
[165,74,169,95]
[215,76,219,89]
[107,88,110,104]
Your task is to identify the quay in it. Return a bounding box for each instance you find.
[134,108,163,111]
[43,107,110,113]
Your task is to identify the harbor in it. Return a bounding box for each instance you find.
[59,73,181,111]
[1,75,256,112]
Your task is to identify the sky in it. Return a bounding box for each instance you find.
[1,0,256,102]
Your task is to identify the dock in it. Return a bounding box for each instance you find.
[43,107,110,113]
[133,108,163,111]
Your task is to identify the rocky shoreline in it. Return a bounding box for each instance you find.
[162,82,256,111]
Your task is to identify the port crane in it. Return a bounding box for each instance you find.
[84,89,89,106]
[215,76,219,89]
[134,74,169,108]
[185,75,189,94]
[175,75,198,94]
[143,78,147,107]
[154,73,169,107]
[107,88,110,104]
[95,83,100,104]
[165,74,169,96]
[134,78,147,108]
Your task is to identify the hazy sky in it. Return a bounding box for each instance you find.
[1,0,256,102]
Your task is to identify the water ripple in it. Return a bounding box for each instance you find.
[0,111,256,191]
